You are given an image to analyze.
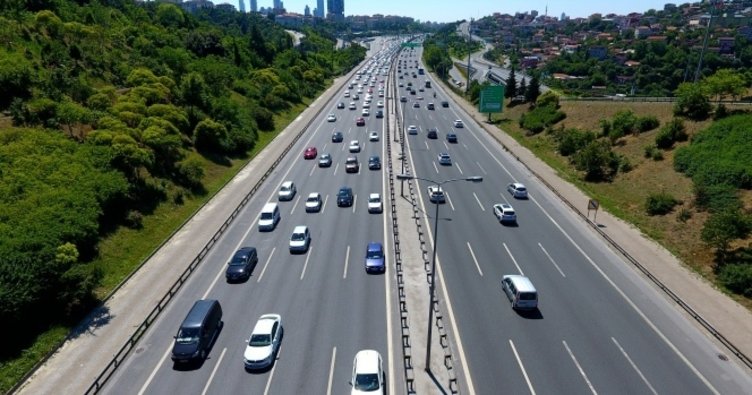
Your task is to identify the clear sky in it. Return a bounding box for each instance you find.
[219,0,673,22]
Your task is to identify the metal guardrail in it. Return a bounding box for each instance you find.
[560,96,752,105]
[387,51,416,394]
[82,66,362,394]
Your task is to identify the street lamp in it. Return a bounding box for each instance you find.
[396,174,483,372]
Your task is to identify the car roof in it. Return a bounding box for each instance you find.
[503,275,537,293]
[251,314,280,335]
[495,203,513,210]
[369,193,380,199]
[354,350,382,374]
[367,242,383,250]
[511,182,526,188]
[281,181,293,187]
[308,192,319,198]
[293,225,307,233]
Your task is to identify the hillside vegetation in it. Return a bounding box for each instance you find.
[0,0,365,385]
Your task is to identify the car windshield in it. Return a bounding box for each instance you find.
[520,292,537,301]
[230,254,247,265]
[307,197,318,203]
[339,190,350,197]
[176,328,199,344]
[261,212,273,220]
[281,186,290,192]
[354,373,380,391]
[369,197,380,203]
[249,333,271,347]
[292,233,306,241]
[367,249,383,259]
[517,187,527,192]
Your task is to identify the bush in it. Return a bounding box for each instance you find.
[677,208,692,222]
[645,192,680,215]
[717,264,752,297]
[644,144,663,160]
[572,140,620,181]
[655,118,687,149]
[636,115,659,133]
[693,182,740,213]
[557,128,596,156]
[519,104,566,135]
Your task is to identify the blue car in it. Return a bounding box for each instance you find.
[365,242,385,273]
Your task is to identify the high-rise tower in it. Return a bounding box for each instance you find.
[315,0,324,17]
[326,0,343,21]
[250,0,257,12]
[238,0,245,13]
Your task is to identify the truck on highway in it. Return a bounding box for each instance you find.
[425,80,431,88]
[418,67,424,75]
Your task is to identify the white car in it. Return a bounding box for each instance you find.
[368,193,383,213]
[289,225,311,253]
[507,182,528,199]
[349,140,361,153]
[493,203,517,224]
[363,100,371,107]
[278,181,296,201]
[243,314,282,370]
[350,350,385,395]
[305,193,322,213]
[427,185,445,203]
[327,113,337,122]
[369,131,379,141]
[453,119,464,128]
[344,91,350,97]
[407,125,418,135]
[349,102,357,110]
[362,108,370,116]
[437,152,451,165]
[377,101,384,108]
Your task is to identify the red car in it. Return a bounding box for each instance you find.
[356,117,366,126]
[303,146,317,159]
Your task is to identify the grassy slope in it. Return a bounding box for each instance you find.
[0,97,313,392]
[498,100,752,308]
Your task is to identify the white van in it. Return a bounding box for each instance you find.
[258,203,280,231]
[501,275,538,310]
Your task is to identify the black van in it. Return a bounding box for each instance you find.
[171,299,223,363]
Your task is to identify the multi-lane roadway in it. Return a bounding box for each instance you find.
[99,39,752,395]
[397,47,752,394]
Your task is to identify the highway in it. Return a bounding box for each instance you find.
[102,39,401,395]
[397,47,752,394]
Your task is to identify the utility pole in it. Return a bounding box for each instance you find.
[694,1,722,82]
[466,18,473,94]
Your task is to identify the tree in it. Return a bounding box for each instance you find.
[703,68,746,102]
[525,74,541,103]
[673,82,710,120]
[193,118,228,152]
[505,67,517,98]
[701,208,752,259]
[572,140,620,181]
[518,77,527,99]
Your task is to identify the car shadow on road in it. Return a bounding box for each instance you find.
[514,308,543,320]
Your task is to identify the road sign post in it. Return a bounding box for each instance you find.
[588,199,599,223]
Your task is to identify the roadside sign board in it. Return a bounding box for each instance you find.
[479,85,505,113]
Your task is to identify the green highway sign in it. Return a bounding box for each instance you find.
[479,85,505,113]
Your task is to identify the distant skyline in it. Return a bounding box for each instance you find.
[218,0,674,22]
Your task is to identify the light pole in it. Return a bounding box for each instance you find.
[396,174,483,372]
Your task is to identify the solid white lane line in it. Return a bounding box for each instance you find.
[343,245,350,279]
[257,247,276,283]
[300,247,313,280]
[611,337,658,395]
[563,340,597,395]
[380,122,396,395]
[326,347,337,395]
[201,347,227,395]
[531,198,720,395]
[476,161,487,174]
[456,162,464,175]
[446,192,455,211]
[473,192,484,211]
[290,194,301,215]
[137,343,173,395]
[503,242,524,275]
[352,194,357,214]
[538,243,566,277]
[467,242,483,276]
[509,340,536,395]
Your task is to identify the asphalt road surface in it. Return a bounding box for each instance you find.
[396,47,752,394]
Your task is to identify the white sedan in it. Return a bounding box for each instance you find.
[305,193,322,213]
[327,113,337,122]
[407,125,418,135]
[362,108,370,116]
[349,140,361,153]
[369,131,379,141]
[243,314,282,370]
[493,203,517,224]
[453,119,464,128]
[368,193,383,213]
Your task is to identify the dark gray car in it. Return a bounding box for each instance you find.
[225,247,258,282]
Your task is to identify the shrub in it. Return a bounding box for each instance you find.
[644,144,663,160]
[636,115,659,133]
[557,128,596,156]
[677,208,692,222]
[572,140,620,181]
[693,182,740,213]
[519,104,566,135]
[701,208,752,252]
[645,192,680,215]
[717,264,752,297]
[655,118,687,149]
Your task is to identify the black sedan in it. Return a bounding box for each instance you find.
[337,187,354,207]
[225,247,258,282]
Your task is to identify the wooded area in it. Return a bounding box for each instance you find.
[0,0,365,362]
